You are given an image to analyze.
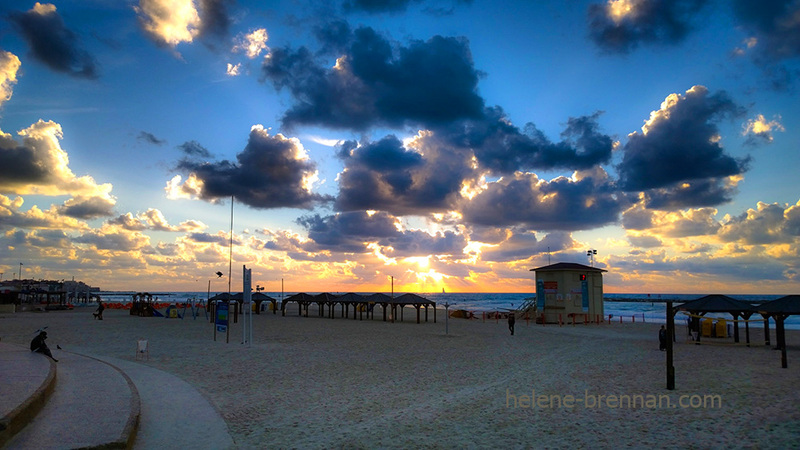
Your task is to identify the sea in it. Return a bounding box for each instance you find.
[93,291,800,330]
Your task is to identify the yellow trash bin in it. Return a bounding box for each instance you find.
[715,319,727,338]
[701,318,713,337]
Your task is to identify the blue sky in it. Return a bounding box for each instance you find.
[0,0,798,294]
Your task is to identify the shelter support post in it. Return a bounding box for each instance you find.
[666,301,675,390]
[744,313,751,347]
[762,314,770,346]
[778,316,788,369]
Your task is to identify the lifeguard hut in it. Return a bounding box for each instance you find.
[530,262,605,324]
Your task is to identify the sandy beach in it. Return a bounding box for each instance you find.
[1,306,799,448]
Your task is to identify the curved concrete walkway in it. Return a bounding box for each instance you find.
[3,349,138,449]
[0,342,235,449]
[91,355,236,450]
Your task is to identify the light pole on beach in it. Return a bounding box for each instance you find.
[444,301,450,335]
[587,249,597,267]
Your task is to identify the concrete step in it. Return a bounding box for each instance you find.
[3,351,139,449]
[0,342,56,447]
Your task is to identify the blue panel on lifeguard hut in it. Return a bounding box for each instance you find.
[536,280,545,307]
[581,280,589,310]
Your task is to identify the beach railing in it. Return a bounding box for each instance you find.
[454,310,659,326]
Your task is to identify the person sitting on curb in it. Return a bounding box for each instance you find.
[30,330,58,362]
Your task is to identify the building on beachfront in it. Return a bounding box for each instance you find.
[530,262,605,324]
[0,278,100,309]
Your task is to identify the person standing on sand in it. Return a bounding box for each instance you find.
[93,300,105,320]
[508,313,516,335]
[658,325,667,351]
[30,331,58,362]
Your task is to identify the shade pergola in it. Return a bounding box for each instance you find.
[282,293,316,317]
[251,292,278,314]
[279,292,435,324]
[757,295,800,368]
[393,293,436,324]
[675,294,756,345]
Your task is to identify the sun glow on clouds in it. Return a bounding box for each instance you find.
[1,120,113,200]
[135,0,200,47]
[607,0,636,23]
[404,256,430,269]
[742,114,784,142]
[0,51,21,107]
[165,173,204,200]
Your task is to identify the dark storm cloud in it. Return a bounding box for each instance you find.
[719,201,798,245]
[0,140,48,186]
[138,132,166,145]
[449,108,614,174]
[617,86,749,208]
[587,0,708,53]
[313,20,352,56]
[262,26,484,131]
[178,140,212,158]
[334,134,476,215]
[297,211,398,253]
[73,230,144,251]
[59,196,115,219]
[342,0,419,13]
[8,4,99,79]
[297,211,466,256]
[461,170,628,230]
[341,0,471,15]
[198,0,233,40]
[642,178,739,209]
[627,234,662,248]
[176,127,330,209]
[188,232,234,245]
[379,229,466,257]
[732,0,800,60]
[621,204,654,230]
[480,230,576,263]
[108,214,147,231]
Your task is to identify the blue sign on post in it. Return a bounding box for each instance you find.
[215,300,229,342]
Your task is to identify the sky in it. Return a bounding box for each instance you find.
[0,0,799,294]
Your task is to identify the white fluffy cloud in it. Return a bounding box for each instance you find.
[233,28,269,59]
[0,50,21,108]
[742,114,784,144]
[135,0,201,47]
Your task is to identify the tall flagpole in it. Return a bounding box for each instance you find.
[228,195,233,298]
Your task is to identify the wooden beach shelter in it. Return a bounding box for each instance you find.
[394,293,436,324]
[365,293,393,321]
[313,293,340,318]
[675,295,755,345]
[282,293,316,317]
[530,262,605,324]
[757,295,800,368]
[337,293,366,319]
[252,292,277,314]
